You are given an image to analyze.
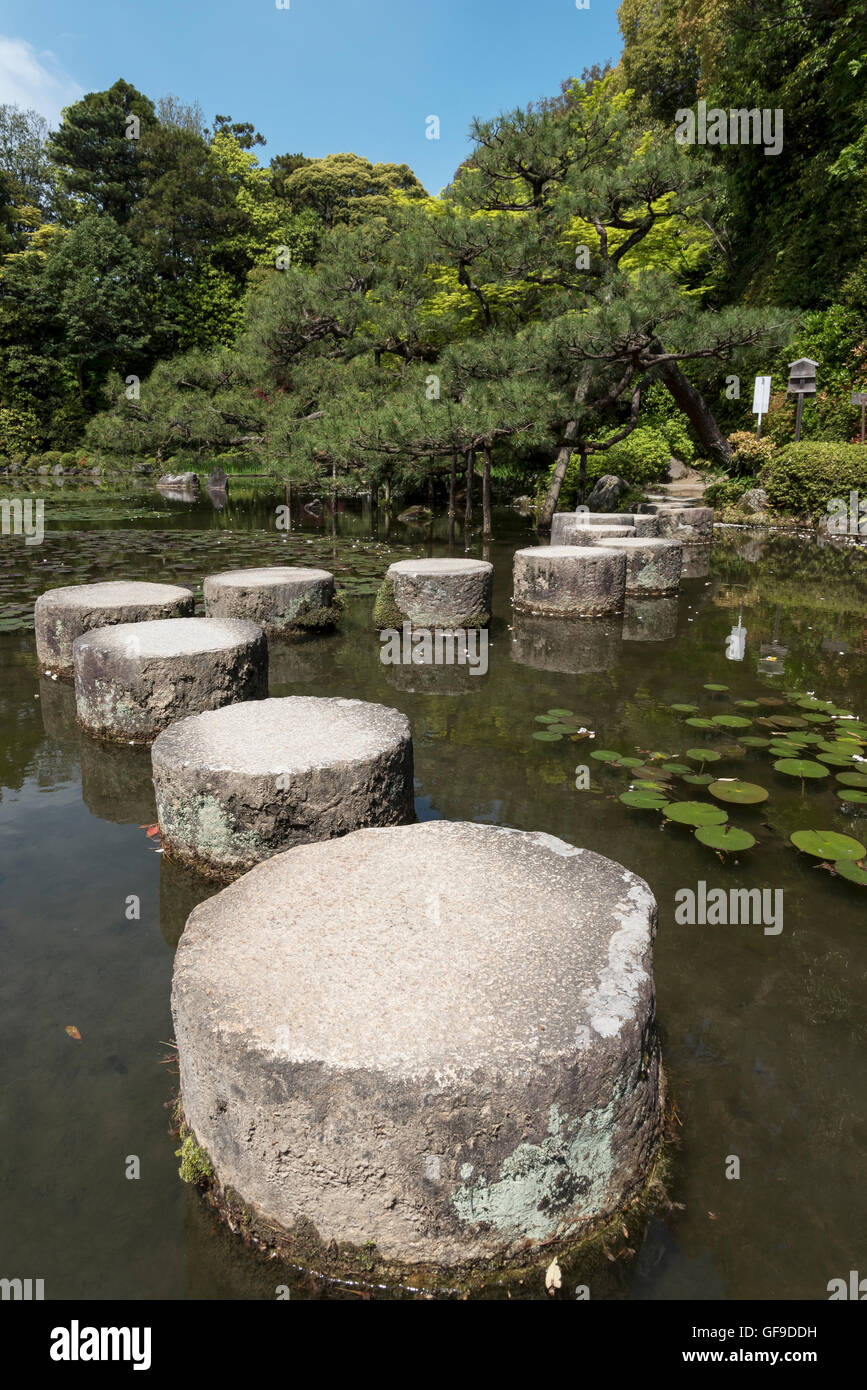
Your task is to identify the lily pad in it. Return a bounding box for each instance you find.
[741,736,772,748]
[685,747,721,763]
[773,759,830,780]
[532,730,563,741]
[619,790,669,810]
[816,752,857,767]
[695,825,757,852]
[685,717,716,729]
[547,708,574,717]
[712,714,752,729]
[770,715,808,729]
[735,700,760,709]
[682,773,715,786]
[834,858,867,885]
[664,801,728,827]
[661,763,691,774]
[790,829,866,861]
[703,683,729,692]
[836,771,867,790]
[535,715,558,723]
[708,779,769,804]
[591,749,622,762]
[837,789,867,805]
[671,703,700,713]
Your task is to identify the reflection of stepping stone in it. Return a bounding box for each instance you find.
[204,566,339,636]
[373,558,492,629]
[152,696,414,879]
[73,617,267,745]
[35,580,194,678]
[172,821,662,1268]
[513,546,626,617]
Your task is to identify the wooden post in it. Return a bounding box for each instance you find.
[794,394,804,442]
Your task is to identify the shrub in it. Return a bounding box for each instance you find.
[761,442,867,517]
[59,452,79,470]
[0,406,43,456]
[659,417,696,464]
[705,474,754,507]
[42,451,63,469]
[727,431,777,475]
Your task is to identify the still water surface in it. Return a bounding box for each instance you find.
[0,482,865,1299]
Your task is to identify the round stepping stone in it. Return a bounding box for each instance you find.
[203,566,339,636]
[152,696,414,879]
[73,617,267,745]
[583,535,683,596]
[551,512,658,542]
[513,545,626,617]
[559,523,635,542]
[172,821,662,1267]
[640,505,713,544]
[35,580,195,678]
[373,558,492,629]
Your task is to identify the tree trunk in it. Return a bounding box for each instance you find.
[482,442,493,539]
[384,472,392,509]
[661,361,732,468]
[539,421,578,528]
[464,448,474,525]
[577,444,588,506]
[448,451,456,547]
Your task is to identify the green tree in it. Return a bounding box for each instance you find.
[47,79,156,224]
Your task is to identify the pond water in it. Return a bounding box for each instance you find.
[1,481,865,1300]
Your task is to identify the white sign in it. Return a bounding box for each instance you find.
[752,376,772,415]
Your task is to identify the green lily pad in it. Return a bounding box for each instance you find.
[616,756,645,768]
[802,713,832,724]
[685,717,716,729]
[741,736,772,748]
[798,697,834,711]
[682,773,715,786]
[695,825,757,852]
[535,714,558,723]
[773,759,830,779]
[790,829,866,861]
[835,858,867,885]
[532,730,563,741]
[836,771,867,790]
[837,789,867,805]
[703,683,729,692]
[591,749,622,762]
[685,747,721,763]
[819,739,863,754]
[547,708,574,717]
[770,715,808,729]
[664,801,728,827]
[619,790,669,810]
[816,752,858,767]
[661,763,691,774]
[735,700,760,709]
[547,723,577,733]
[712,714,752,729]
[708,779,769,804]
[671,703,699,713]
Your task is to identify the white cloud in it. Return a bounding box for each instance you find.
[0,36,83,128]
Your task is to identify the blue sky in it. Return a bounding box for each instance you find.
[0,0,624,193]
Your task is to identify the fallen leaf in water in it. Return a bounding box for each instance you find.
[708,1211,717,1220]
[65,1025,82,1040]
[144,825,160,838]
[545,1258,562,1292]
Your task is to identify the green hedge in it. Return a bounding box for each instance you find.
[761,442,867,516]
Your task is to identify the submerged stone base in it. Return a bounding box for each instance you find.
[171,821,662,1268]
[73,617,268,744]
[513,546,626,617]
[373,558,492,630]
[204,566,340,635]
[35,580,195,678]
[152,695,414,879]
